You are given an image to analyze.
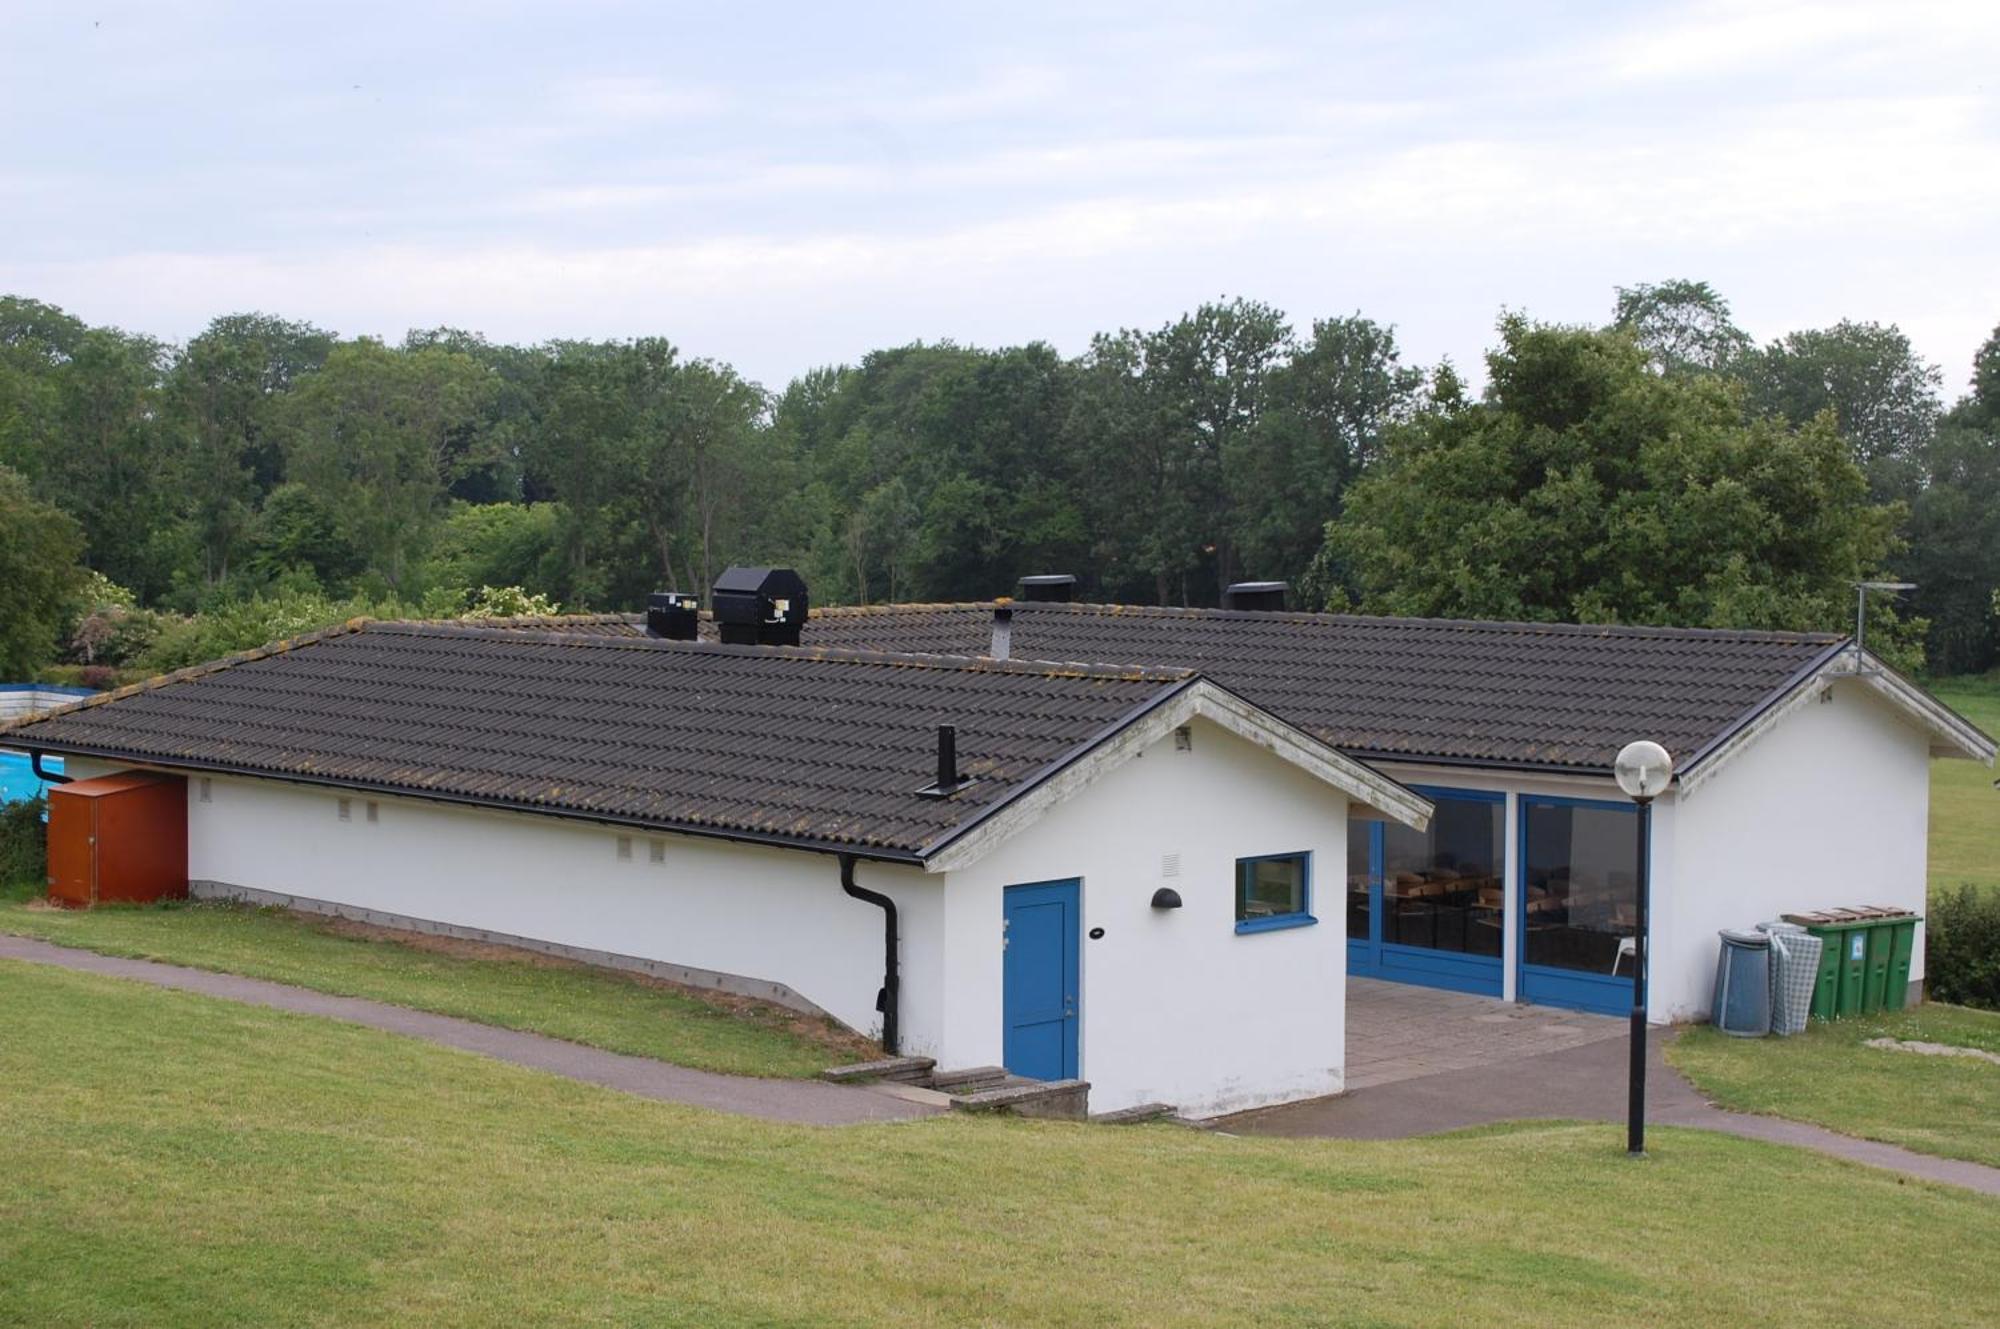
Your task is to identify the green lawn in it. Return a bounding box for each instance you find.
[1669,1003,2000,1168]
[1929,672,2000,898]
[2,962,1995,1329]
[0,891,868,1079]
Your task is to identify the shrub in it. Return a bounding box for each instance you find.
[1927,884,2000,1009]
[462,585,563,619]
[0,796,47,899]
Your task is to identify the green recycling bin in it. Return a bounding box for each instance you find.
[1806,926,1842,1020]
[1837,925,1872,1013]
[1882,916,1920,1011]
[1783,909,1920,1018]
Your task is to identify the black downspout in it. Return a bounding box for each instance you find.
[29,752,70,786]
[839,852,899,1056]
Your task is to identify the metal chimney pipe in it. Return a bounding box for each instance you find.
[936,724,957,791]
[990,604,1013,660]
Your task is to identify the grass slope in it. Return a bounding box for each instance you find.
[0,893,866,1079]
[1929,673,2000,898]
[1669,1002,2000,1169]
[2,962,1996,1329]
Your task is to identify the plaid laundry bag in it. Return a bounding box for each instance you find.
[1758,921,1822,1036]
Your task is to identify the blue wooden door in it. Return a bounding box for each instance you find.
[1003,879,1079,1081]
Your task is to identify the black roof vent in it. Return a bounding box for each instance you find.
[917,723,975,799]
[1018,574,1076,603]
[712,567,809,646]
[645,592,700,641]
[1223,580,1288,612]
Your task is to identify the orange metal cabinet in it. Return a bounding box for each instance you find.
[46,771,189,907]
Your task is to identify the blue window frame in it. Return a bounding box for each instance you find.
[1348,784,1506,996]
[1517,793,1643,1016]
[1235,851,1315,934]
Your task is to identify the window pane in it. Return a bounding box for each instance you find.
[1346,818,1372,940]
[1523,803,1639,974]
[1238,854,1306,921]
[1379,795,1503,957]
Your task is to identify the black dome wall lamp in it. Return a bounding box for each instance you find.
[1150,887,1183,910]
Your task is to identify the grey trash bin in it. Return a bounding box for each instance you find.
[1712,929,1772,1037]
[1757,921,1822,1036]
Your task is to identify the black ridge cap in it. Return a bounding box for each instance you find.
[364,618,1196,683]
[808,598,1848,645]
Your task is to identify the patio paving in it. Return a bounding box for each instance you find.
[1224,976,2000,1196]
[1344,975,1627,1090]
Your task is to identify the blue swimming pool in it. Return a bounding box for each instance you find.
[0,750,63,804]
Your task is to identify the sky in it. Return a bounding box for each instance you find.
[4,1,1997,394]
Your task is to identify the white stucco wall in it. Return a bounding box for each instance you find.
[941,716,1352,1118]
[1662,676,1932,1019]
[177,774,948,1055]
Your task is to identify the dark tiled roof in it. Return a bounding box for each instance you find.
[2,621,1194,860]
[791,602,1848,773]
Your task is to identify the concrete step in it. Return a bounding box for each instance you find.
[821,1055,936,1086]
[1089,1102,1176,1126]
[949,1079,1090,1121]
[930,1065,1015,1095]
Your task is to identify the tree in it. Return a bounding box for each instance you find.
[1611,279,1752,376]
[44,328,176,598]
[0,466,86,676]
[279,340,494,590]
[1742,321,1942,498]
[1137,299,1294,598]
[1230,315,1422,583]
[169,313,336,587]
[1903,322,2000,674]
[1312,317,1914,659]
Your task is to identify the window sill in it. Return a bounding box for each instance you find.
[1236,913,1318,935]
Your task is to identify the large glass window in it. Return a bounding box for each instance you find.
[1346,821,1373,942]
[1522,800,1639,974]
[1236,852,1312,933]
[1377,793,1505,957]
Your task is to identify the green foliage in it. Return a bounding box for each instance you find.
[460,585,562,618]
[62,577,164,668]
[1927,885,2000,1010]
[411,501,565,600]
[278,339,497,590]
[1612,278,1753,376]
[1742,320,1942,498]
[0,287,1993,682]
[136,590,414,673]
[1314,318,1917,661]
[0,796,46,894]
[0,465,87,677]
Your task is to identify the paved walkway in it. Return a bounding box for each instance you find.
[1228,997,2000,1197]
[0,936,941,1126]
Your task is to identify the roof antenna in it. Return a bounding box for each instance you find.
[1852,581,1915,674]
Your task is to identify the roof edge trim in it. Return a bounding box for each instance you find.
[1678,647,1996,797]
[919,678,1432,875]
[5,742,929,865]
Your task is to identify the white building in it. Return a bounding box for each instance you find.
[15,607,1428,1118]
[8,575,1992,1116]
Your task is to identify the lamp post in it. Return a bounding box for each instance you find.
[1613,739,1673,1156]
